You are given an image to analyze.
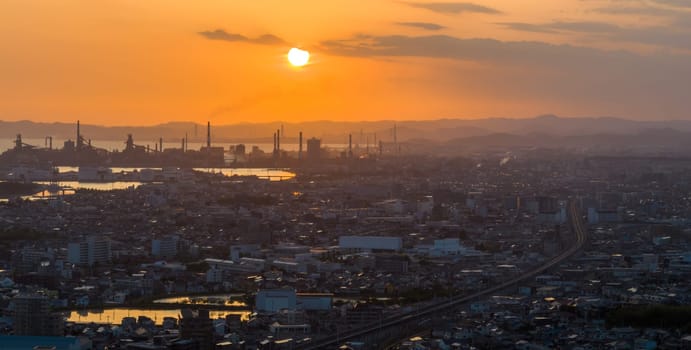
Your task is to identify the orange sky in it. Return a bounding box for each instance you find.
[1,0,690,125]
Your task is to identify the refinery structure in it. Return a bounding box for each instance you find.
[1,121,401,171]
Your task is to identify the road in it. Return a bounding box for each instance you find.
[300,201,588,349]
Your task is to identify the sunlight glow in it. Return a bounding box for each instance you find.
[288,48,310,67]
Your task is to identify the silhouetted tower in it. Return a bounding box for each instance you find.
[298,131,303,160]
[307,137,321,161]
[276,129,281,151]
[206,122,211,148]
[393,124,397,151]
[125,134,134,151]
[14,134,22,151]
[181,137,185,151]
[76,120,83,151]
[159,137,163,152]
[348,134,353,158]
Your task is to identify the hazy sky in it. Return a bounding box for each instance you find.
[1,0,690,125]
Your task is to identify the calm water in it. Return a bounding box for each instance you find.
[154,294,247,307]
[52,166,295,181]
[67,308,250,325]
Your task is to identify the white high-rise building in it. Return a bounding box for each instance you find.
[152,235,179,259]
[68,236,111,266]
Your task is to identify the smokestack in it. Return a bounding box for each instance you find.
[273,132,277,152]
[76,120,81,150]
[207,121,211,148]
[394,124,399,155]
[349,134,353,158]
[276,129,281,151]
[299,131,303,160]
[159,137,163,152]
[181,138,185,151]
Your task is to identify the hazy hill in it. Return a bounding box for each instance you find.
[3,116,691,152]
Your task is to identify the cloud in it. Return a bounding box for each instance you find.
[320,33,691,119]
[592,5,679,17]
[500,21,619,34]
[199,29,286,45]
[498,23,559,34]
[404,2,501,15]
[199,30,248,42]
[650,0,691,8]
[499,20,691,50]
[396,22,447,30]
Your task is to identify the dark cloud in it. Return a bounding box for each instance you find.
[592,5,679,17]
[396,22,447,30]
[499,21,619,34]
[199,29,286,45]
[499,23,558,34]
[199,30,248,42]
[253,34,286,45]
[321,34,621,64]
[650,0,691,8]
[499,20,691,50]
[320,33,691,119]
[404,2,501,15]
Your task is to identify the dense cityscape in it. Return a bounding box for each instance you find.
[4,0,691,349]
[0,129,689,349]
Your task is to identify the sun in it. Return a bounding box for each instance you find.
[287,47,310,67]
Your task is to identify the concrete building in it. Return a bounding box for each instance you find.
[152,235,179,259]
[296,293,333,311]
[0,335,91,350]
[338,236,402,251]
[67,236,111,266]
[179,309,214,350]
[256,289,297,313]
[306,137,321,161]
[12,294,63,336]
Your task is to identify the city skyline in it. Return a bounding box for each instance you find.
[2,0,691,125]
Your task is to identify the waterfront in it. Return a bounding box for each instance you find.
[66,308,251,325]
[153,294,247,308]
[0,138,349,155]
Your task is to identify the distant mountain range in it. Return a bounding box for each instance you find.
[3,115,691,154]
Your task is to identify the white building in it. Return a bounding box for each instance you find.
[414,238,482,257]
[152,235,179,259]
[68,236,111,266]
[338,236,402,251]
[78,166,113,181]
[256,289,297,313]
